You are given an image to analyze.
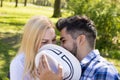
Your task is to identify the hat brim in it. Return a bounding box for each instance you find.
[35,44,81,80]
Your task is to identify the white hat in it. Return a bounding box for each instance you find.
[35,44,81,80]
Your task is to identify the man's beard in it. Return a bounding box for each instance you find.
[70,42,77,57]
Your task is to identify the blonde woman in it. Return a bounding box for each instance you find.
[10,16,62,80]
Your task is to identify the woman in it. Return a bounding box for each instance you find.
[10,16,61,80]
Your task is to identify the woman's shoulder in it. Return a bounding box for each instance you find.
[10,53,25,67]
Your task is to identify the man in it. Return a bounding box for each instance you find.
[37,15,120,80]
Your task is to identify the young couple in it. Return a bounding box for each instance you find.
[10,15,120,80]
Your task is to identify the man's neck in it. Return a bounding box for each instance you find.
[77,46,92,61]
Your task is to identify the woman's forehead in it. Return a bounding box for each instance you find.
[43,28,56,39]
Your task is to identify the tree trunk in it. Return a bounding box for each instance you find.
[1,0,3,7]
[24,0,27,6]
[52,0,61,17]
[15,0,18,7]
[32,0,35,4]
[10,0,12,2]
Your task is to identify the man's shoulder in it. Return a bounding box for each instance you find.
[92,56,119,76]
[89,56,120,80]
[93,56,117,71]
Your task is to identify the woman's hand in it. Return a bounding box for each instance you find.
[36,55,63,80]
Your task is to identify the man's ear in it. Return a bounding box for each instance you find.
[76,35,86,46]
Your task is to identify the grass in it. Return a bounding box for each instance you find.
[0,2,120,80]
[0,3,56,33]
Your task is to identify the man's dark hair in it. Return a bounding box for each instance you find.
[56,15,97,49]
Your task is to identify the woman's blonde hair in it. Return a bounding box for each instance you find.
[18,16,55,79]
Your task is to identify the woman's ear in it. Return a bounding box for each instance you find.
[76,35,86,46]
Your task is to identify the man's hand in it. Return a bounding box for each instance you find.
[36,55,63,80]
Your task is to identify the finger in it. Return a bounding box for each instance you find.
[42,55,50,70]
[35,69,40,78]
[38,55,43,69]
[38,59,43,74]
[58,64,63,78]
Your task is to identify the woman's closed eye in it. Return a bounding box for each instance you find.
[41,41,48,44]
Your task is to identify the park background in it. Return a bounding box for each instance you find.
[0,0,120,80]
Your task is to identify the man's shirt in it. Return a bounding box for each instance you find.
[80,50,120,80]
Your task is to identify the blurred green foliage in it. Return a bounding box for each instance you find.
[68,0,120,56]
